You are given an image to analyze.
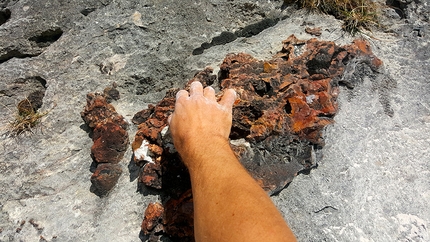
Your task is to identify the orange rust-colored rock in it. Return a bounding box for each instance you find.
[81,91,129,196]
[133,90,176,147]
[134,35,386,241]
[82,93,129,164]
[91,121,129,164]
[220,35,383,145]
[141,202,165,241]
[141,191,194,242]
[140,162,162,189]
[81,93,128,130]
[90,163,122,196]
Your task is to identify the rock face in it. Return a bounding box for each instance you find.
[0,0,429,241]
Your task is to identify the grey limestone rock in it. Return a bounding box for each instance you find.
[0,0,429,241]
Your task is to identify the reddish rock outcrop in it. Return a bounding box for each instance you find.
[81,92,128,130]
[90,163,122,195]
[91,121,129,164]
[141,202,165,242]
[133,35,385,241]
[81,90,129,196]
[163,189,194,239]
[141,192,194,241]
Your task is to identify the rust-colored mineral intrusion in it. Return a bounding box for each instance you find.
[133,35,385,241]
[91,121,129,164]
[141,202,165,242]
[81,92,128,130]
[90,163,122,195]
[141,191,194,242]
[163,189,194,240]
[81,88,129,196]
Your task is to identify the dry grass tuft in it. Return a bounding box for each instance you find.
[7,98,48,136]
[286,0,380,34]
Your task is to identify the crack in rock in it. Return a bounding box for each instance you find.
[192,18,280,55]
[0,8,11,26]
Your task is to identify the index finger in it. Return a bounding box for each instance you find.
[176,90,189,101]
[219,89,237,109]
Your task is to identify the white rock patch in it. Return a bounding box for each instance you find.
[134,140,153,163]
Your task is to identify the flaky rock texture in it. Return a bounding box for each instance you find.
[0,0,428,241]
[134,35,390,240]
[81,92,129,196]
[141,203,165,241]
[81,93,128,130]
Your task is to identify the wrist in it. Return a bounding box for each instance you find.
[178,137,235,172]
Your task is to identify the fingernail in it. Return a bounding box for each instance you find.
[176,90,187,99]
[230,89,237,99]
[205,86,215,91]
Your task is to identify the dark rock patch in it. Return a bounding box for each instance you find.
[132,105,155,125]
[193,18,280,55]
[80,7,97,16]
[386,0,408,19]
[236,18,279,37]
[28,27,63,48]
[0,8,11,26]
[0,76,46,99]
[192,31,237,55]
[0,49,40,64]
[103,83,120,103]
[0,27,63,64]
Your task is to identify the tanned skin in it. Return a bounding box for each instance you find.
[169,81,297,242]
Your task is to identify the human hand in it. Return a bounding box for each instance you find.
[168,81,236,167]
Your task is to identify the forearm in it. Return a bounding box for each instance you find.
[184,141,297,242]
[169,81,296,241]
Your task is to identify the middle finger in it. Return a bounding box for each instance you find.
[189,81,203,97]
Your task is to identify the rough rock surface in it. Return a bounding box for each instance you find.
[90,163,123,196]
[141,202,165,241]
[136,35,390,241]
[81,92,129,196]
[0,0,429,241]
